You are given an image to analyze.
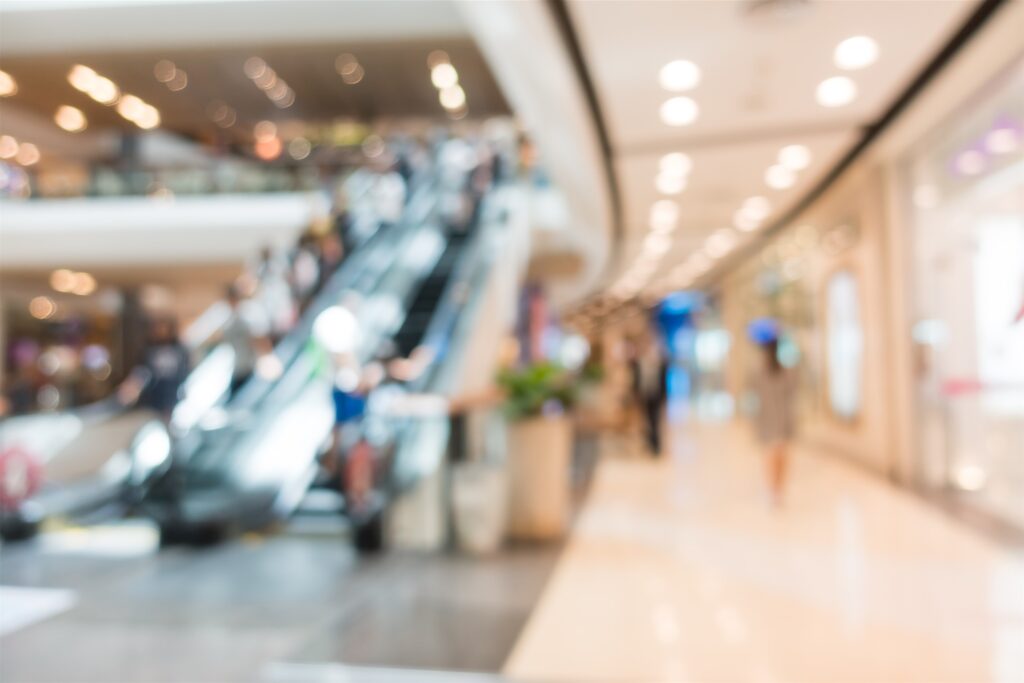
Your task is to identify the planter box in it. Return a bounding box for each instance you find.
[506,415,572,540]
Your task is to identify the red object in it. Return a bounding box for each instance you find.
[941,378,985,396]
[0,446,43,510]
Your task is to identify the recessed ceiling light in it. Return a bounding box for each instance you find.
[15,142,40,166]
[135,105,160,130]
[955,149,985,176]
[439,85,466,110]
[816,76,857,108]
[834,36,879,71]
[659,152,692,176]
[0,69,17,97]
[778,144,811,171]
[985,127,1020,155]
[254,120,277,141]
[643,232,672,256]
[427,50,450,69]
[765,164,795,190]
[0,135,18,159]
[244,57,267,79]
[431,63,458,89]
[649,199,679,231]
[659,59,701,92]
[705,229,738,259]
[660,96,699,126]
[154,60,177,83]
[55,105,87,133]
[656,172,687,195]
[68,64,97,92]
[742,196,771,220]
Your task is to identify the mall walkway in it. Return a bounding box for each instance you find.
[504,422,1024,683]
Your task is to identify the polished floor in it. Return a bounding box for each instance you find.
[0,520,558,683]
[506,422,1024,683]
[2,422,1022,682]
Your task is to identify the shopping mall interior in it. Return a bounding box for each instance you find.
[0,0,1022,681]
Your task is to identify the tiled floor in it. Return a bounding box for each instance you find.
[504,422,1024,683]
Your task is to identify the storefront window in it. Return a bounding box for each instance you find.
[825,270,863,420]
[906,59,1024,528]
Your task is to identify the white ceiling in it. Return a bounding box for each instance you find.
[566,0,980,295]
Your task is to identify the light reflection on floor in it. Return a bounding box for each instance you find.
[504,422,1024,683]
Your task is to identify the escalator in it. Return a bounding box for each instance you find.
[393,230,471,357]
[141,179,505,547]
[141,182,451,543]
[0,171,380,541]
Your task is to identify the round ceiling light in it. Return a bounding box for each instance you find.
[659,152,692,176]
[54,105,87,133]
[834,36,879,71]
[649,199,679,231]
[656,172,687,195]
[658,59,701,92]
[816,76,857,108]
[431,63,458,89]
[778,144,811,171]
[765,164,795,190]
[660,96,699,126]
[742,196,771,220]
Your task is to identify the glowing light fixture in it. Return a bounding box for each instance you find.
[67,64,97,92]
[154,60,177,83]
[50,269,76,292]
[431,63,458,89]
[55,105,87,133]
[244,57,267,79]
[0,135,19,159]
[15,143,40,166]
[660,96,698,126]
[765,164,795,190]
[649,199,679,231]
[656,172,687,195]
[834,36,879,71]
[778,144,811,171]
[742,196,771,220]
[659,59,701,92]
[29,296,56,320]
[0,69,16,97]
[439,85,466,110]
[985,127,1020,155]
[254,120,277,141]
[659,152,692,176]
[816,76,857,108]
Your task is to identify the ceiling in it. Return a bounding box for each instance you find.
[565,0,980,296]
[0,39,508,150]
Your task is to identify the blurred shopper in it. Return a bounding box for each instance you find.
[220,285,264,397]
[317,233,345,293]
[251,246,295,341]
[290,233,322,307]
[131,318,190,422]
[371,164,406,228]
[631,335,667,457]
[751,335,798,507]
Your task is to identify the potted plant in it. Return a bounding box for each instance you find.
[496,361,578,540]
